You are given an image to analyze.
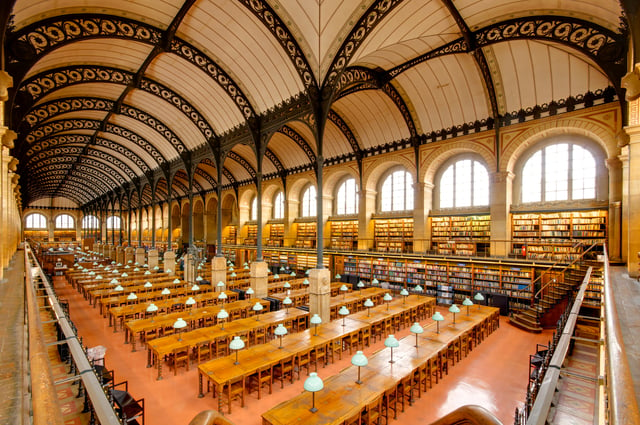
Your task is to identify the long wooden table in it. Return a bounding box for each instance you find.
[261,305,499,425]
[147,308,309,380]
[96,285,218,315]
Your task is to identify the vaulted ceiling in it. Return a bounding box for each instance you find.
[1,0,630,210]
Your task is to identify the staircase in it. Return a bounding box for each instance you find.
[509,263,590,333]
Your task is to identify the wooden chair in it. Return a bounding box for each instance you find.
[169,346,190,376]
[382,386,398,421]
[398,374,413,412]
[195,340,213,364]
[252,326,267,345]
[295,314,308,332]
[372,322,385,343]
[361,326,372,348]
[273,355,295,388]
[310,344,327,371]
[447,337,461,366]
[361,395,383,425]
[214,336,229,358]
[246,364,272,399]
[460,332,471,359]
[296,349,311,379]
[217,376,244,414]
[342,411,360,425]
[329,338,343,363]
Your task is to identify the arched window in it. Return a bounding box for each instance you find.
[82,215,99,229]
[521,143,596,203]
[380,169,413,212]
[106,216,122,229]
[301,185,317,217]
[439,159,489,208]
[251,196,258,221]
[273,192,284,219]
[336,178,359,215]
[25,213,47,229]
[55,214,75,229]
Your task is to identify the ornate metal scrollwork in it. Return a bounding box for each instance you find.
[278,125,316,163]
[226,151,257,178]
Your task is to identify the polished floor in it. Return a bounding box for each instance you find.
[53,275,554,425]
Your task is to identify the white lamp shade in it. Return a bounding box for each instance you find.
[173,318,187,329]
[463,298,474,306]
[304,372,324,392]
[384,335,399,348]
[161,288,171,295]
[279,266,285,271]
[127,260,132,264]
[283,281,291,288]
[191,284,200,291]
[95,275,103,280]
[217,281,225,288]
[339,306,350,316]
[186,297,196,306]
[114,285,124,291]
[244,265,249,270]
[283,296,292,305]
[290,271,296,276]
[340,284,348,292]
[372,278,379,284]
[127,292,137,300]
[154,266,160,270]
[124,265,130,269]
[432,312,444,321]
[112,270,119,274]
[110,278,119,284]
[229,336,245,350]
[449,304,460,314]
[173,278,181,284]
[88,271,96,276]
[305,269,310,275]
[146,303,158,313]
[252,302,264,312]
[383,293,393,302]
[310,314,322,325]
[217,309,229,320]
[165,269,172,273]
[196,276,203,281]
[357,281,365,288]
[121,272,129,277]
[274,324,288,336]
[351,351,368,367]
[474,292,485,301]
[410,322,424,334]
[218,292,228,300]
[143,282,153,288]
[364,299,374,308]
[230,272,236,277]
[303,279,309,285]
[400,288,409,296]
[144,270,151,275]
[274,274,279,279]
[245,287,254,295]
[335,273,341,279]
[243,262,248,266]
[228,266,234,271]
[133,268,140,272]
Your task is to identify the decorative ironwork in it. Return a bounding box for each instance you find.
[105,123,163,166]
[25,119,100,144]
[86,148,139,179]
[117,104,187,154]
[80,157,131,183]
[324,0,403,88]
[327,110,362,156]
[170,38,255,119]
[264,148,285,174]
[24,134,90,157]
[261,93,312,132]
[381,83,417,137]
[226,151,257,178]
[239,0,317,90]
[222,168,236,185]
[22,97,115,129]
[278,125,316,162]
[335,67,380,96]
[194,168,217,189]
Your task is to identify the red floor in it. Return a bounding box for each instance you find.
[54,276,553,425]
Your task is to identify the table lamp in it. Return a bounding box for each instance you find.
[144,270,151,275]
[304,372,323,413]
[290,271,296,277]
[243,262,248,266]
[283,281,291,289]
[173,278,181,284]
[463,297,473,315]
[372,278,379,286]
[274,273,280,279]
[474,292,484,310]
[351,351,368,384]
[88,271,96,276]
[252,301,264,320]
[144,281,152,291]
[400,288,409,304]
[364,298,374,317]
[110,278,119,285]
[196,276,203,282]
[173,317,187,341]
[133,268,140,272]
[340,284,349,299]
[165,269,172,274]
[339,305,350,327]
[305,269,311,276]
[357,281,365,291]
[280,266,285,272]
[383,293,393,310]
[244,264,250,270]
[282,296,293,314]
[449,304,460,324]
[146,303,158,321]
[127,292,137,301]
[230,272,237,278]
[245,287,254,299]
[186,296,196,309]
[303,278,309,285]
[310,313,322,336]
[95,274,103,280]
[229,336,245,365]
[218,291,228,304]
[335,273,341,280]
[432,311,444,333]
[161,288,171,296]
[121,272,128,277]
[124,265,130,269]
[114,285,124,291]
[191,283,200,291]
[217,308,228,330]
[228,266,234,271]
[384,334,399,363]
[274,324,288,348]
[410,322,424,347]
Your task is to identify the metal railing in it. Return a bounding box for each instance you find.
[24,244,121,425]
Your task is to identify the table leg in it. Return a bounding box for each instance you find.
[157,356,163,380]
[146,348,152,368]
[131,333,137,352]
[198,372,204,398]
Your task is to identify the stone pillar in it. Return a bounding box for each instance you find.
[625,112,640,276]
[135,247,146,266]
[124,247,134,265]
[620,146,629,264]
[147,249,159,270]
[249,261,269,299]
[211,256,227,287]
[413,182,433,252]
[116,246,125,264]
[184,253,196,284]
[308,268,331,323]
[358,188,376,250]
[164,251,176,275]
[108,244,117,262]
[283,198,299,247]
[490,171,514,257]
[95,243,102,256]
[606,157,623,261]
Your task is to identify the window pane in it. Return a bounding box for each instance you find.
[473,161,489,206]
[405,172,414,210]
[55,214,75,229]
[455,160,472,207]
[440,166,454,208]
[26,213,47,229]
[337,178,358,215]
[572,145,596,200]
[107,216,121,229]
[302,186,316,217]
[381,175,393,212]
[522,151,542,203]
[274,192,284,219]
[545,144,569,201]
[392,171,404,210]
[82,215,99,229]
[251,197,257,221]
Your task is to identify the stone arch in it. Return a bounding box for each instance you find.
[362,151,416,192]
[421,140,497,185]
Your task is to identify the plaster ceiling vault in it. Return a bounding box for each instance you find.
[0,0,630,210]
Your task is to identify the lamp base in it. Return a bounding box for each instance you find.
[309,407,318,413]
[233,361,239,365]
[355,379,362,385]
[389,360,395,364]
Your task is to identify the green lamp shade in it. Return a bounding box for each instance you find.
[245,287,254,295]
[185,297,196,306]
[217,309,229,320]
[400,288,409,296]
[372,278,379,285]
[229,336,245,351]
[274,274,280,279]
[340,284,349,292]
[303,278,309,285]
[463,298,473,306]
[432,312,444,321]
[253,302,264,312]
[196,276,203,281]
[110,278,119,284]
[283,281,291,288]
[384,335,399,348]
[230,272,237,277]
[161,288,171,295]
[173,318,187,329]
[217,281,225,288]
[364,299,374,308]
[339,306,350,316]
[310,314,322,325]
[114,285,124,291]
[335,273,341,279]
[410,322,424,334]
[218,292,228,300]
[173,278,181,284]
[383,293,393,302]
[449,304,460,314]
[144,282,152,288]
[146,303,158,313]
[351,351,368,367]
[304,372,324,392]
[191,284,200,291]
[127,292,137,300]
[144,270,151,275]
[357,281,365,288]
[474,292,484,301]
[283,296,293,306]
[290,271,296,276]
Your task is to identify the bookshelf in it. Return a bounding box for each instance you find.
[512,210,607,261]
[431,214,490,256]
[25,230,49,241]
[267,223,284,247]
[223,225,237,244]
[53,230,76,241]
[295,222,316,248]
[244,224,257,245]
[330,220,358,250]
[374,218,413,253]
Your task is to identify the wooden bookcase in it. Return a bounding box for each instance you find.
[24,230,49,241]
[266,223,284,247]
[431,214,490,256]
[223,225,237,244]
[295,222,316,248]
[373,218,413,253]
[512,210,607,261]
[244,224,257,245]
[330,220,358,250]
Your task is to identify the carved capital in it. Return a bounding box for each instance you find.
[605,157,622,170]
[9,157,19,172]
[0,71,13,101]
[2,129,17,149]
[490,171,514,184]
[621,64,640,101]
